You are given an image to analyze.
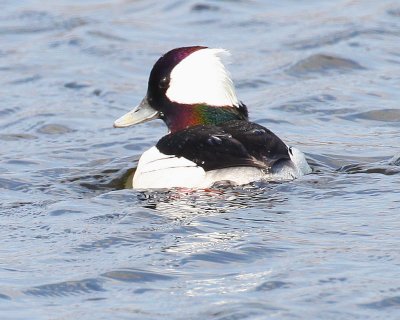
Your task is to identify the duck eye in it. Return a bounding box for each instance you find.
[159,76,169,89]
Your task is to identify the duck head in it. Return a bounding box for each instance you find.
[114,46,248,133]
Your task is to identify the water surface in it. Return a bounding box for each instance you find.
[1,0,400,319]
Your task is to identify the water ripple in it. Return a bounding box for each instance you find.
[287,54,364,76]
[289,27,400,50]
[0,10,89,35]
[102,269,175,283]
[345,109,400,122]
[25,278,105,297]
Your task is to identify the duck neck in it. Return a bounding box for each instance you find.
[163,103,248,133]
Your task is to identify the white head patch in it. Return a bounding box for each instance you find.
[166,48,240,107]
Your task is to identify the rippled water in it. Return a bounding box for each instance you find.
[1,0,400,319]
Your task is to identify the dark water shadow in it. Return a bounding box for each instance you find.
[287,53,364,77]
[338,162,400,175]
[64,158,137,195]
[101,269,175,283]
[342,109,400,123]
[360,296,400,309]
[309,152,400,176]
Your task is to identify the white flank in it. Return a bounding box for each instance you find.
[166,48,240,107]
[132,146,311,189]
[132,147,206,189]
[132,147,264,189]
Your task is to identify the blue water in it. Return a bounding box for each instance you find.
[1,0,400,319]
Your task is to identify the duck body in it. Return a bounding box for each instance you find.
[114,46,311,189]
[133,120,310,189]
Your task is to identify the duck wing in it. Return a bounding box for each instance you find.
[219,120,290,167]
[156,121,290,171]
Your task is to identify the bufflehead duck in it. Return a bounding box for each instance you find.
[114,46,311,189]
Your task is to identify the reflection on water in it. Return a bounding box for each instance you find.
[136,184,287,216]
[1,0,400,319]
